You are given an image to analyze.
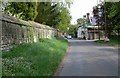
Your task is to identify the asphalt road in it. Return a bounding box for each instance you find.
[58,39,118,76]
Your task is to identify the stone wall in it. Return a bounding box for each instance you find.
[1,13,57,51]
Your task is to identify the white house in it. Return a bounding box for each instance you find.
[77,26,88,40]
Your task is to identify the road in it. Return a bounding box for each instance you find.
[58,39,118,76]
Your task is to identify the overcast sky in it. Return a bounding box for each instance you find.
[69,0,98,24]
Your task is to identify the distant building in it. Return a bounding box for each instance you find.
[77,26,88,39]
[90,17,96,25]
[77,13,104,40]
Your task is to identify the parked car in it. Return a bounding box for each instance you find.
[67,35,72,39]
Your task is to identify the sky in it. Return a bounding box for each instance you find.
[69,0,98,24]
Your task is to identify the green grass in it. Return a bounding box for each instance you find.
[95,38,120,45]
[2,37,68,76]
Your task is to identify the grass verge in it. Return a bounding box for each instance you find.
[2,37,68,76]
[95,39,120,46]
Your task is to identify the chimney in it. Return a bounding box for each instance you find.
[87,13,91,24]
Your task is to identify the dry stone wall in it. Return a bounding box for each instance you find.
[1,13,57,51]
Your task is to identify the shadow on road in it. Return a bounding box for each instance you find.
[68,39,98,47]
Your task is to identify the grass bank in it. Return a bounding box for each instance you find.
[2,37,68,76]
[95,39,120,46]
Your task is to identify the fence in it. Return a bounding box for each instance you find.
[1,13,57,51]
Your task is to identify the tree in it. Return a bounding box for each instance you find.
[35,2,72,32]
[64,0,73,8]
[77,18,87,26]
[67,24,78,37]
[4,2,38,21]
[57,6,71,32]
[102,2,120,37]
[77,15,90,27]
[107,2,120,35]
[34,2,60,28]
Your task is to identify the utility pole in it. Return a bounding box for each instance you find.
[97,0,103,40]
[97,0,100,40]
[104,0,107,39]
[98,5,101,40]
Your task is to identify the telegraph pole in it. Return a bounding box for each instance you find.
[97,0,103,40]
[104,0,107,39]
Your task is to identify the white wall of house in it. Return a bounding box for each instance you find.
[77,26,88,39]
[77,27,83,38]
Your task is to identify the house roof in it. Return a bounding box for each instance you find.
[87,26,99,29]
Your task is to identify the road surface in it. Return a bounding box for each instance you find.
[58,39,118,76]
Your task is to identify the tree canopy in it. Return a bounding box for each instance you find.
[57,5,72,32]
[67,24,78,37]
[34,2,72,32]
[34,2,60,27]
[4,2,38,21]
[103,2,120,36]
[77,18,87,26]
[3,1,72,32]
